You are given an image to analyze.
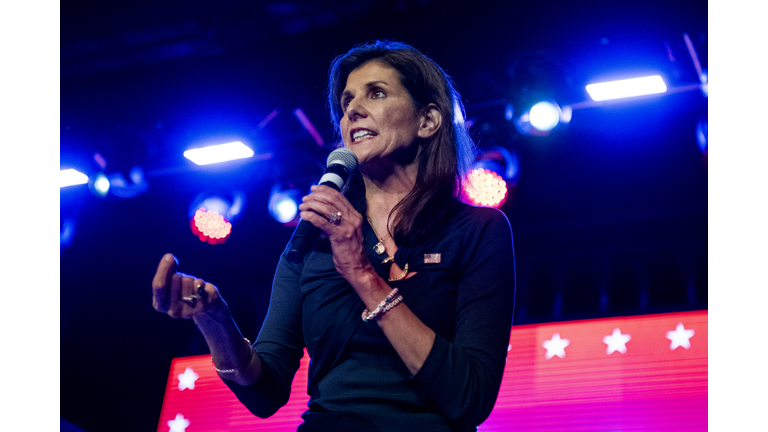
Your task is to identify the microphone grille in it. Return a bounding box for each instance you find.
[326,148,359,172]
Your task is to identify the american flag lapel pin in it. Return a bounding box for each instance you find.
[424,253,441,264]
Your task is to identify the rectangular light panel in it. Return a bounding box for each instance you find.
[157,310,707,431]
[586,75,667,101]
[60,168,89,188]
[183,141,254,166]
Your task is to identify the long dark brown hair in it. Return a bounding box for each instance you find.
[327,40,476,245]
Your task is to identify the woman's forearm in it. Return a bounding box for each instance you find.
[354,268,435,376]
[193,301,263,385]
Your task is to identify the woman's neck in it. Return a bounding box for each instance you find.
[362,161,418,233]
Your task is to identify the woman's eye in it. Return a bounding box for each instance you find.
[372,90,385,99]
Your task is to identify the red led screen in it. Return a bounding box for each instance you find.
[158,310,707,431]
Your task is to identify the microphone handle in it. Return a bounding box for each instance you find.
[285,167,347,263]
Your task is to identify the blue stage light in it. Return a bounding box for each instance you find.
[60,218,76,249]
[696,119,708,153]
[505,104,514,121]
[268,185,302,226]
[513,100,565,136]
[585,75,667,102]
[473,146,519,181]
[275,197,298,223]
[108,166,149,198]
[529,101,561,132]
[90,173,110,197]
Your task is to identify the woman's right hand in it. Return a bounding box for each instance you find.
[152,253,224,319]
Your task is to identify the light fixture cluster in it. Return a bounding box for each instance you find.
[462,168,508,208]
[190,208,232,244]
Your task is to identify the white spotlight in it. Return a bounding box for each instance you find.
[585,75,667,101]
[60,169,88,188]
[274,197,298,224]
[529,101,561,132]
[90,173,110,197]
[183,141,254,166]
[512,100,565,136]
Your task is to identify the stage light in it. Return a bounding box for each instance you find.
[88,172,110,198]
[183,141,254,166]
[505,104,514,121]
[190,208,232,245]
[585,75,667,102]
[108,166,148,198]
[462,168,508,208]
[699,70,708,98]
[529,101,561,132]
[268,184,302,226]
[474,146,519,181]
[60,169,89,188]
[513,100,566,136]
[275,199,298,223]
[696,119,708,153]
[507,51,575,137]
[188,190,245,244]
[683,33,708,99]
[60,218,76,249]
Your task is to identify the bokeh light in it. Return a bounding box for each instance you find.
[190,208,232,244]
[268,185,302,226]
[274,197,298,224]
[529,101,561,132]
[89,172,110,198]
[462,168,508,208]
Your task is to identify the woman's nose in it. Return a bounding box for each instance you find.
[346,97,367,120]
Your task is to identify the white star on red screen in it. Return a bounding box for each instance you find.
[177,367,199,391]
[167,413,190,432]
[603,327,631,355]
[543,333,570,359]
[666,322,695,350]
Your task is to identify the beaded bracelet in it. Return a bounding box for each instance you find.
[213,337,253,374]
[362,288,403,322]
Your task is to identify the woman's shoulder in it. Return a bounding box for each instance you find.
[454,202,511,227]
[434,202,512,246]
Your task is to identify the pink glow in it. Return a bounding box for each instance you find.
[158,310,707,431]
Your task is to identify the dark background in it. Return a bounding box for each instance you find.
[60,1,707,431]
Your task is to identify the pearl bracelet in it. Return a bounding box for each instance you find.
[362,288,403,322]
[213,337,253,374]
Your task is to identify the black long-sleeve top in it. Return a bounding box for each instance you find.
[223,203,516,431]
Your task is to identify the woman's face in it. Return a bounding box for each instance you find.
[339,61,424,168]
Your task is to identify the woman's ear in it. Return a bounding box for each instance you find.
[418,103,442,139]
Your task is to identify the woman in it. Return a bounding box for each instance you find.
[152,40,515,431]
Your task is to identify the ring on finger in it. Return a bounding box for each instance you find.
[181,295,198,306]
[328,211,342,225]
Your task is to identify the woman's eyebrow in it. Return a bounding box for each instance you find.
[365,80,388,87]
[341,80,390,100]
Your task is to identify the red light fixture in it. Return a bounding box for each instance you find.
[462,168,508,208]
[190,208,232,244]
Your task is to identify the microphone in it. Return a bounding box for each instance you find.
[286,148,359,263]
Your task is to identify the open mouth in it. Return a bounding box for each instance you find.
[351,129,377,143]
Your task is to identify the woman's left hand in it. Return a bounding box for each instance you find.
[298,185,370,283]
